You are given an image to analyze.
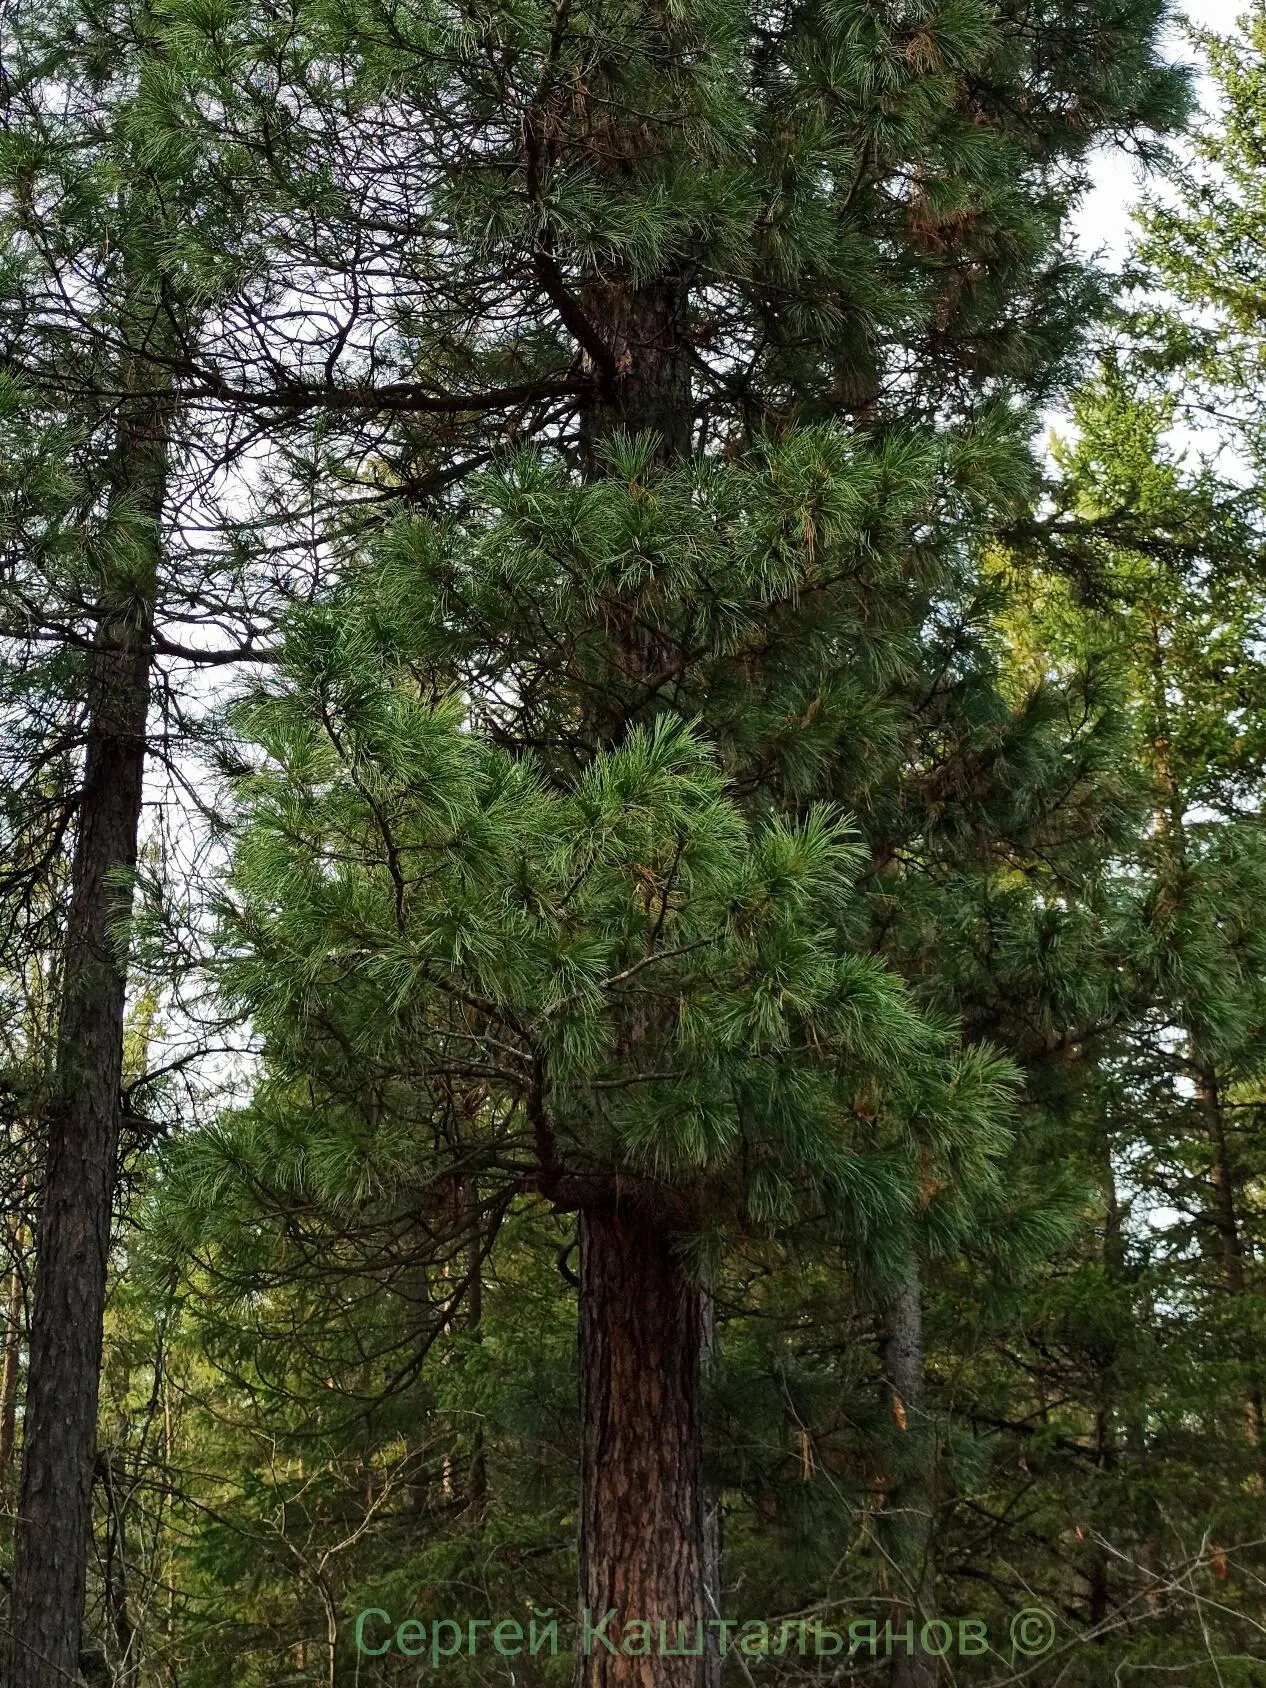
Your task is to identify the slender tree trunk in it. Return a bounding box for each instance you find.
[1085,1406,1116,1631]
[467,1220,488,1524]
[1195,1060,1266,1478]
[102,1449,138,1688]
[1199,1064,1248,1293]
[879,1254,937,1688]
[7,378,168,1688]
[1086,1139,1123,1629]
[576,1206,709,1688]
[0,1210,26,1500]
[699,1281,723,1688]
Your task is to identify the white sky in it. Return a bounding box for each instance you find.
[1074,0,1247,259]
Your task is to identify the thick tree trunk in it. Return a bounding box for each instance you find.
[567,240,711,1688]
[576,1206,709,1688]
[879,1254,937,1688]
[553,96,718,1662]
[7,388,167,1688]
[578,278,693,469]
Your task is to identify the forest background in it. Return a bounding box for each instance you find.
[3,0,1266,1685]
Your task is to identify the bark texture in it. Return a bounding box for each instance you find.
[577,1207,709,1688]
[879,1255,938,1688]
[578,278,693,468]
[566,238,713,1688]
[7,387,167,1688]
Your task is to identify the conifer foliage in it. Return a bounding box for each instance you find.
[10,0,1262,1684]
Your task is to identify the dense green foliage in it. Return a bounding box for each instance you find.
[7,0,1266,1685]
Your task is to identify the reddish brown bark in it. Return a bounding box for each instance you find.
[577,1206,710,1688]
[562,205,715,1684]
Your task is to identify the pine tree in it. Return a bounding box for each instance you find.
[3,0,1194,1679]
[994,367,1266,1670]
[2,231,173,1688]
[1021,16,1266,1636]
[130,6,1191,1684]
[2,5,223,1677]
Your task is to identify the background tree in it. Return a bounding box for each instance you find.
[0,0,278,1675]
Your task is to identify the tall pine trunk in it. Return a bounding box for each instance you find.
[577,1207,708,1688]
[879,1254,937,1688]
[7,375,169,1688]
[569,258,712,1685]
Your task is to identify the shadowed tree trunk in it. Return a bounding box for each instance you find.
[700,1280,724,1688]
[879,1253,937,1688]
[0,1204,27,1501]
[1195,1058,1266,1484]
[578,277,693,470]
[468,1215,488,1524]
[7,369,169,1688]
[1085,1131,1125,1631]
